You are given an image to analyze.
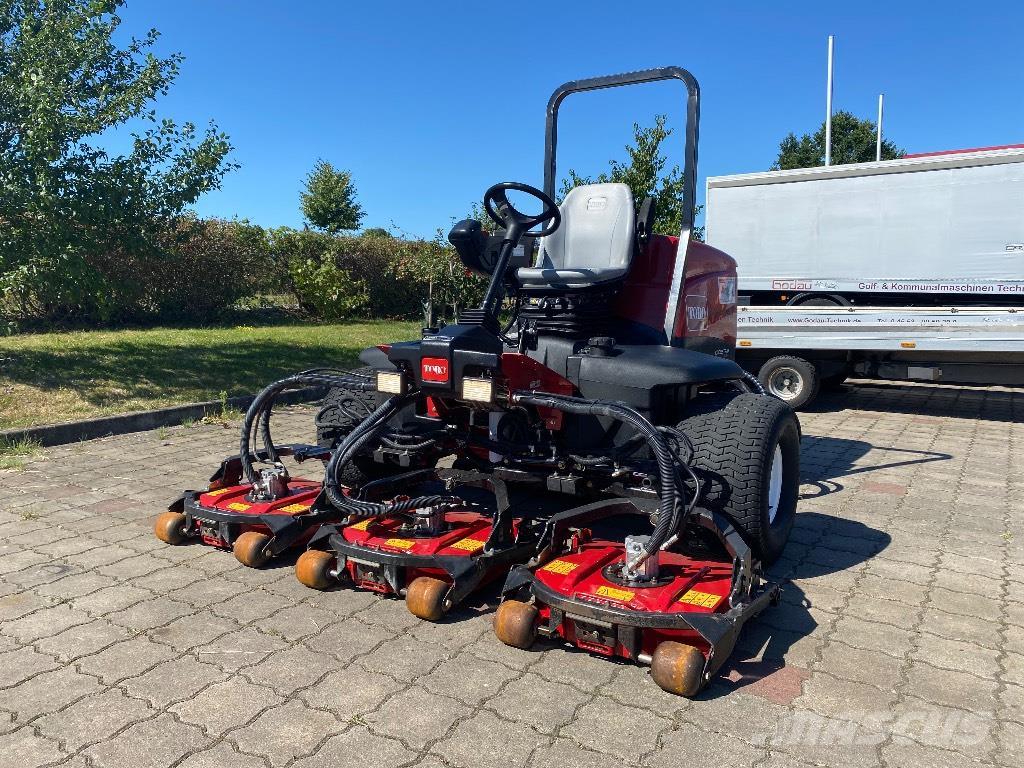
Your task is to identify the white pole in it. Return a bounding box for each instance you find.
[876,93,884,161]
[824,35,834,166]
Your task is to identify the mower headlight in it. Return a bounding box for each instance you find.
[461,377,494,403]
[376,371,407,395]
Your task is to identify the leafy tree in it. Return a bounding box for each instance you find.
[0,0,235,321]
[300,160,364,234]
[362,227,393,239]
[773,110,905,170]
[560,115,702,239]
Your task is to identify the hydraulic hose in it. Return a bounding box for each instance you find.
[253,367,375,465]
[239,372,376,484]
[511,391,683,563]
[321,390,460,518]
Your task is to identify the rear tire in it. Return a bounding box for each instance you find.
[677,392,801,564]
[315,366,388,487]
[758,355,819,410]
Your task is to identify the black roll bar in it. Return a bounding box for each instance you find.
[543,66,700,233]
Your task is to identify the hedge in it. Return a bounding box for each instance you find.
[0,217,487,328]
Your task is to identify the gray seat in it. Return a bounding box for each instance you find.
[517,183,635,290]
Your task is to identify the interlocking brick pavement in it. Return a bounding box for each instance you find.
[1,381,1022,767]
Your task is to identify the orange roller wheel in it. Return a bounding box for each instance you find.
[493,599,538,649]
[233,531,272,568]
[154,511,188,545]
[405,576,450,621]
[651,641,706,697]
[295,549,336,590]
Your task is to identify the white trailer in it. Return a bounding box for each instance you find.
[705,147,1024,407]
[706,146,1024,307]
[733,306,1024,407]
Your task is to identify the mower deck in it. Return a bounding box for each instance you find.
[155,478,326,567]
[498,535,779,696]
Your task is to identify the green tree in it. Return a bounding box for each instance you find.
[0,0,235,321]
[773,110,905,170]
[300,160,364,234]
[560,115,702,239]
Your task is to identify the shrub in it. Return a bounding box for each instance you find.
[287,257,369,320]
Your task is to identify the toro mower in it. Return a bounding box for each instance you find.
[294,66,801,694]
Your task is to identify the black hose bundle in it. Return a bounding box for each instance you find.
[239,370,376,484]
[321,390,460,518]
[511,391,687,561]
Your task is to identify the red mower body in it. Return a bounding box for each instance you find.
[331,510,520,595]
[190,480,322,549]
[531,539,735,660]
[614,234,738,356]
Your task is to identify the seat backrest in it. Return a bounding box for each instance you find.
[537,183,635,274]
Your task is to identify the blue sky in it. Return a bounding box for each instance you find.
[110,0,1024,239]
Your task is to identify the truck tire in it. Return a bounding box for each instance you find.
[758,356,819,410]
[677,393,801,564]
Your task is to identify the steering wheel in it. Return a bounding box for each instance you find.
[483,182,561,237]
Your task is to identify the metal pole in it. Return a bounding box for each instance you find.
[876,93,884,161]
[824,35,834,166]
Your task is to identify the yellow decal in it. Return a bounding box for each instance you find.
[595,585,634,602]
[348,518,373,531]
[450,537,484,552]
[279,502,311,514]
[206,487,233,496]
[226,502,251,512]
[679,589,722,609]
[541,559,578,575]
[384,538,415,550]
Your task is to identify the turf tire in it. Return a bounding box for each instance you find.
[677,392,801,564]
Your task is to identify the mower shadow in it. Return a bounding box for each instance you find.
[798,434,951,500]
[698,512,891,700]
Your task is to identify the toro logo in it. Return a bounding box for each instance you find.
[421,357,449,383]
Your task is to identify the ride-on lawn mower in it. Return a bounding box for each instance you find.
[299,67,801,695]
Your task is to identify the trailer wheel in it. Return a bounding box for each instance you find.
[758,356,819,410]
[677,393,801,564]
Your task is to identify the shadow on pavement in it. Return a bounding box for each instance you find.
[808,380,1022,423]
[798,434,951,500]
[703,512,891,701]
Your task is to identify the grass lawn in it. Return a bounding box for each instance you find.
[0,320,420,429]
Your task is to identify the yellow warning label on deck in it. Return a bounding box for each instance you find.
[679,589,722,609]
[450,537,484,552]
[595,585,634,602]
[206,487,233,496]
[384,538,415,550]
[348,518,373,531]
[541,559,578,575]
[279,502,310,514]
[226,502,251,512]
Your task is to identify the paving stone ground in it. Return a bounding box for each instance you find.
[1,380,1022,768]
